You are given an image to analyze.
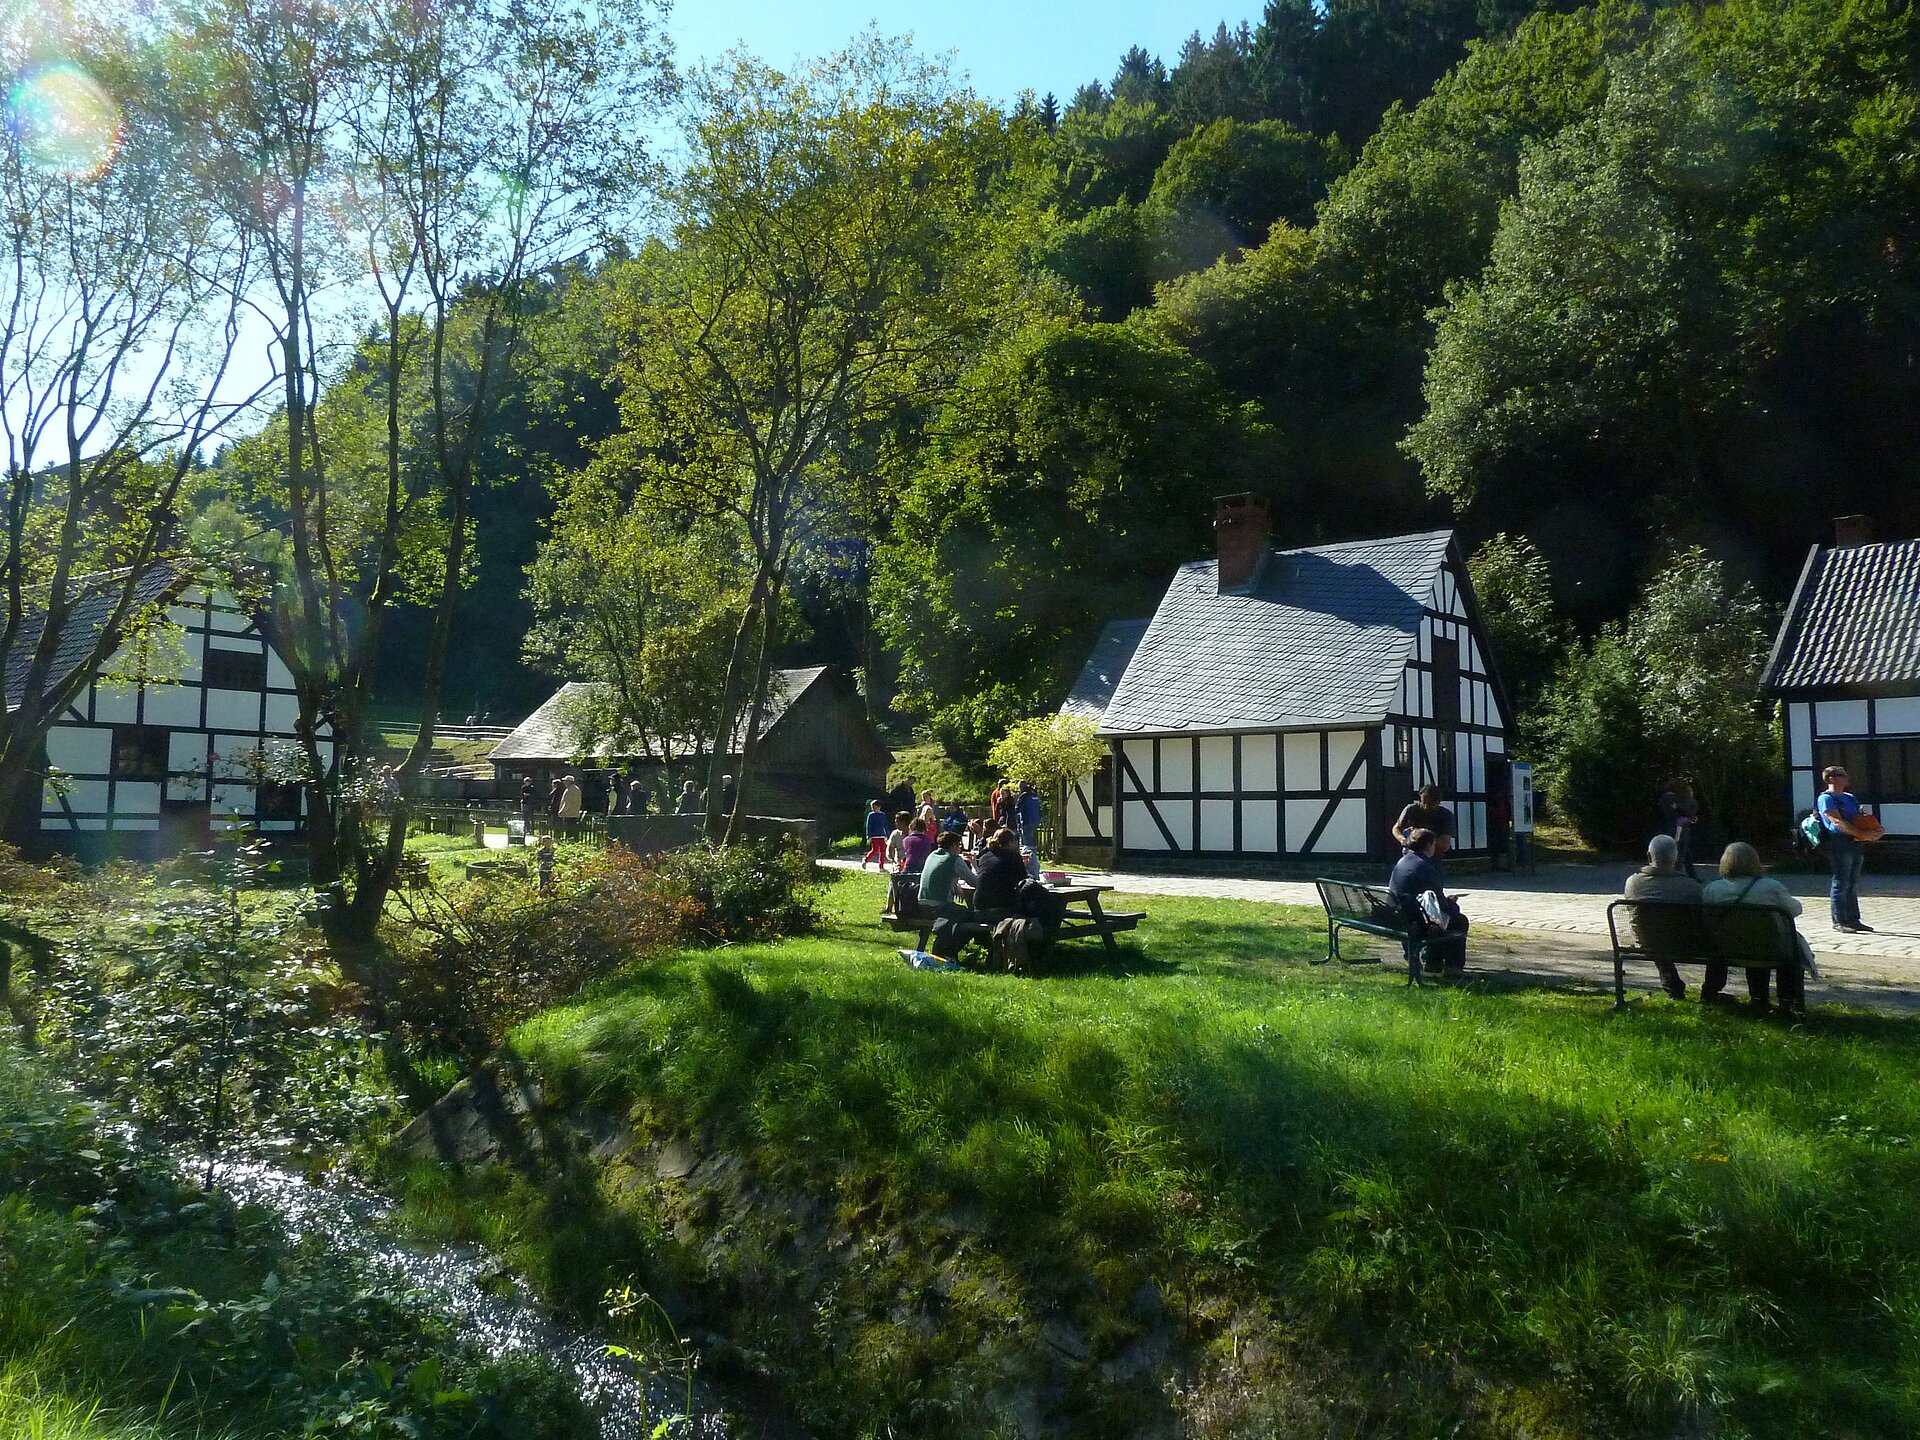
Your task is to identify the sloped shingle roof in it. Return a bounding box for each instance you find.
[491,667,831,763]
[1060,619,1149,723]
[1763,540,1920,694]
[1097,530,1455,737]
[4,565,184,709]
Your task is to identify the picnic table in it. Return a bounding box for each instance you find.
[881,878,1145,960]
[1048,882,1146,960]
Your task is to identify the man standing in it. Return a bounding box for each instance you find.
[1624,834,1703,999]
[1391,785,1455,854]
[1016,781,1041,856]
[627,775,651,816]
[1818,764,1882,933]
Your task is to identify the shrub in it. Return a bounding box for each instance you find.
[645,838,820,943]
[35,839,382,1173]
[382,839,820,1059]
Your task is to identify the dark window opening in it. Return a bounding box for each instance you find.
[1431,637,1460,727]
[1091,755,1113,809]
[1818,737,1920,806]
[258,781,303,821]
[1394,725,1413,769]
[112,725,169,780]
[203,645,268,691]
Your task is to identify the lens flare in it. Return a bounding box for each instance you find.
[8,62,122,179]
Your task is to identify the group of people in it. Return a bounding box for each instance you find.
[1626,764,1884,1016]
[862,776,1056,960]
[517,771,736,823]
[862,776,1043,869]
[1386,786,1470,979]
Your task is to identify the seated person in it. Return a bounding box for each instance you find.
[1391,785,1455,853]
[971,827,1028,918]
[1623,834,1705,1000]
[1387,828,1468,976]
[942,802,969,835]
[918,831,978,917]
[899,817,936,876]
[917,832,978,957]
[1702,841,1807,1017]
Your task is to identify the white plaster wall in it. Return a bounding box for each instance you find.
[1815,700,1870,736]
[1199,798,1234,850]
[1159,737,1194,792]
[205,689,260,731]
[1122,801,1167,851]
[1241,800,1278,851]
[1198,736,1234,791]
[1282,733,1320,791]
[1241,733,1277,790]
[45,726,110,774]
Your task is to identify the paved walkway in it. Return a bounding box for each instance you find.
[821,857,1920,1013]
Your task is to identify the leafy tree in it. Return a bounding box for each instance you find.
[1466,533,1566,738]
[591,37,1010,835]
[1539,550,1777,848]
[524,494,745,767]
[194,0,666,942]
[875,318,1270,749]
[0,5,261,824]
[1026,202,1154,320]
[1052,97,1179,210]
[1144,117,1345,274]
[988,715,1106,858]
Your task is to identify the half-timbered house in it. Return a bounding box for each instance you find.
[1760,519,1920,842]
[5,571,320,860]
[1062,495,1514,865]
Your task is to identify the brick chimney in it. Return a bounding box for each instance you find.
[1833,514,1873,548]
[1214,492,1271,594]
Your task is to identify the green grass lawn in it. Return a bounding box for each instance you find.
[389,872,1920,1439]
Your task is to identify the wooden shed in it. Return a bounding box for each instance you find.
[491,666,891,826]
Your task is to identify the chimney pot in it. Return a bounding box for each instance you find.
[1833,514,1873,548]
[1214,492,1272,594]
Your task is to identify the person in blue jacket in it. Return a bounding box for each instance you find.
[1016,781,1041,854]
[1817,764,1882,932]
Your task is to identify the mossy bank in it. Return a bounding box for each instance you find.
[385,873,1920,1439]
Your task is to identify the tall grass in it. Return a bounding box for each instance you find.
[401,873,1920,1438]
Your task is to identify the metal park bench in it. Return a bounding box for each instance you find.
[1604,900,1802,1011]
[1313,878,1426,985]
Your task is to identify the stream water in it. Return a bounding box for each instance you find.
[208,1159,729,1440]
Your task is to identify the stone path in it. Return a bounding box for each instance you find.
[820,856,1920,1013]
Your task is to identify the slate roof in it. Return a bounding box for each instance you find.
[4,565,185,709]
[1060,619,1149,723]
[1762,540,1920,695]
[1096,530,1456,737]
[491,666,831,763]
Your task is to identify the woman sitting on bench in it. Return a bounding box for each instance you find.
[1388,828,1469,978]
[1702,840,1808,1018]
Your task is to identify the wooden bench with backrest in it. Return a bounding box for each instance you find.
[1603,899,1801,1010]
[1313,878,1426,984]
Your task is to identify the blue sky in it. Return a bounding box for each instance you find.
[668,0,1270,106]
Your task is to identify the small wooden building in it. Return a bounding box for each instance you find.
[491,666,891,823]
[5,570,325,860]
[1062,495,1515,865]
[1760,521,1920,840]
